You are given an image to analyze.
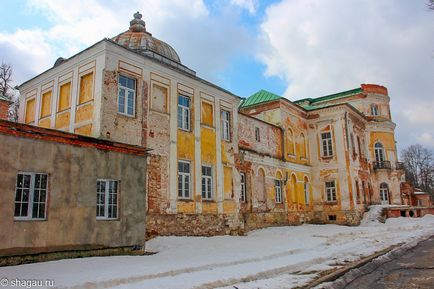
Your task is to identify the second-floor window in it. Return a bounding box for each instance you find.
[178,95,191,131]
[371,104,379,116]
[375,142,385,162]
[118,75,136,117]
[321,132,333,157]
[201,165,213,200]
[221,110,231,141]
[255,127,260,142]
[178,161,191,199]
[325,181,337,202]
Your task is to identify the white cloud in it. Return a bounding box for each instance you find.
[230,0,258,15]
[257,0,434,151]
[418,132,434,147]
[1,0,252,85]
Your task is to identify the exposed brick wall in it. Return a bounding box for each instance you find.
[0,99,9,120]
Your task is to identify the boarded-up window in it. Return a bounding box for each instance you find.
[201,101,213,126]
[58,82,71,112]
[287,128,295,155]
[40,91,52,118]
[151,83,168,113]
[78,72,93,104]
[25,98,35,124]
[223,166,233,199]
[257,168,266,202]
[300,133,307,158]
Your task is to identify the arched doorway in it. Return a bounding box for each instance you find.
[380,183,390,205]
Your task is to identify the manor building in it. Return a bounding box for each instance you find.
[16,13,405,237]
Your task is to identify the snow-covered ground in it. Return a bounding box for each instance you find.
[1,211,434,289]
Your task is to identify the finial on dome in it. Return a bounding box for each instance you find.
[129,11,146,32]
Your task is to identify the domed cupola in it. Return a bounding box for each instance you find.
[112,12,181,64]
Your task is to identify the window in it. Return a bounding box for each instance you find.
[240,173,247,203]
[178,95,191,131]
[96,179,118,219]
[304,179,310,205]
[25,98,36,124]
[275,180,282,203]
[371,104,379,116]
[255,127,260,142]
[357,136,362,157]
[321,132,333,157]
[40,90,52,118]
[350,133,356,156]
[201,101,214,126]
[374,142,385,162]
[355,180,360,203]
[380,183,389,203]
[201,165,213,200]
[178,161,191,199]
[118,75,136,117]
[14,173,48,220]
[221,110,231,141]
[300,133,307,158]
[325,181,337,202]
[58,82,71,112]
[287,128,295,156]
[78,72,94,104]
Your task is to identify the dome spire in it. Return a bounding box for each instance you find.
[129,11,146,32]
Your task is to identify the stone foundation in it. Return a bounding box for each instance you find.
[311,210,363,226]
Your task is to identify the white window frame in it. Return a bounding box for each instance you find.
[201,165,213,200]
[375,142,385,162]
[178,160,191,199]
[240,172,247,203]
[304,181,310,205]
[178,95,191,131]
[14,172,48,221]
[325,180,337,202]
[221,110,231,141]
[380,183,389,202]
[118,75,136,117]
[275,179,283,203]
[321,131,334,157]
[371,104,379,116]
[255,127,260,142]
[96,179,119,220]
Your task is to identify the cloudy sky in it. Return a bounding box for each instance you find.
[1,0,433,153]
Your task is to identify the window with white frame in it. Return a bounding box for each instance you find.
[178,95,191,131]
[201,165,213,200]
[321,131,333,157]
[325,181,337,202]
[178,161,191,199]
[304,180,310,205]
[255,127,260,142]
[118,75,136,117]
[221,110,231,141]
[240,173,247,203]
[374,142,385,162]
[96,179,118,219]
[275,180,283,203]
[371,104,379,116]
[14,172,48,220]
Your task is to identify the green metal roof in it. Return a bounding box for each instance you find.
[240,89,282,108]
[0,95,12,102]
[294,87,362,106]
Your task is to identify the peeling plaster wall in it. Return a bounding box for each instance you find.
[0,128,147,254]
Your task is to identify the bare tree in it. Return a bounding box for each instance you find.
[0,62,13,99]
[0,62,19,121]
[429,0,434,10]
[401,144,434,194]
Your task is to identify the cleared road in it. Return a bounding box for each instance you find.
[343,235,434,289]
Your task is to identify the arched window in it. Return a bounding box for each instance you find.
[287,128,295,156]
[371,104,379,116]
[379,183,389,204]
[304,177,310,205]
[374,142,385,162]
[275,171,283,203]
[257,168,266,202]
[300,133,307,158]
[291,174,298,204]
